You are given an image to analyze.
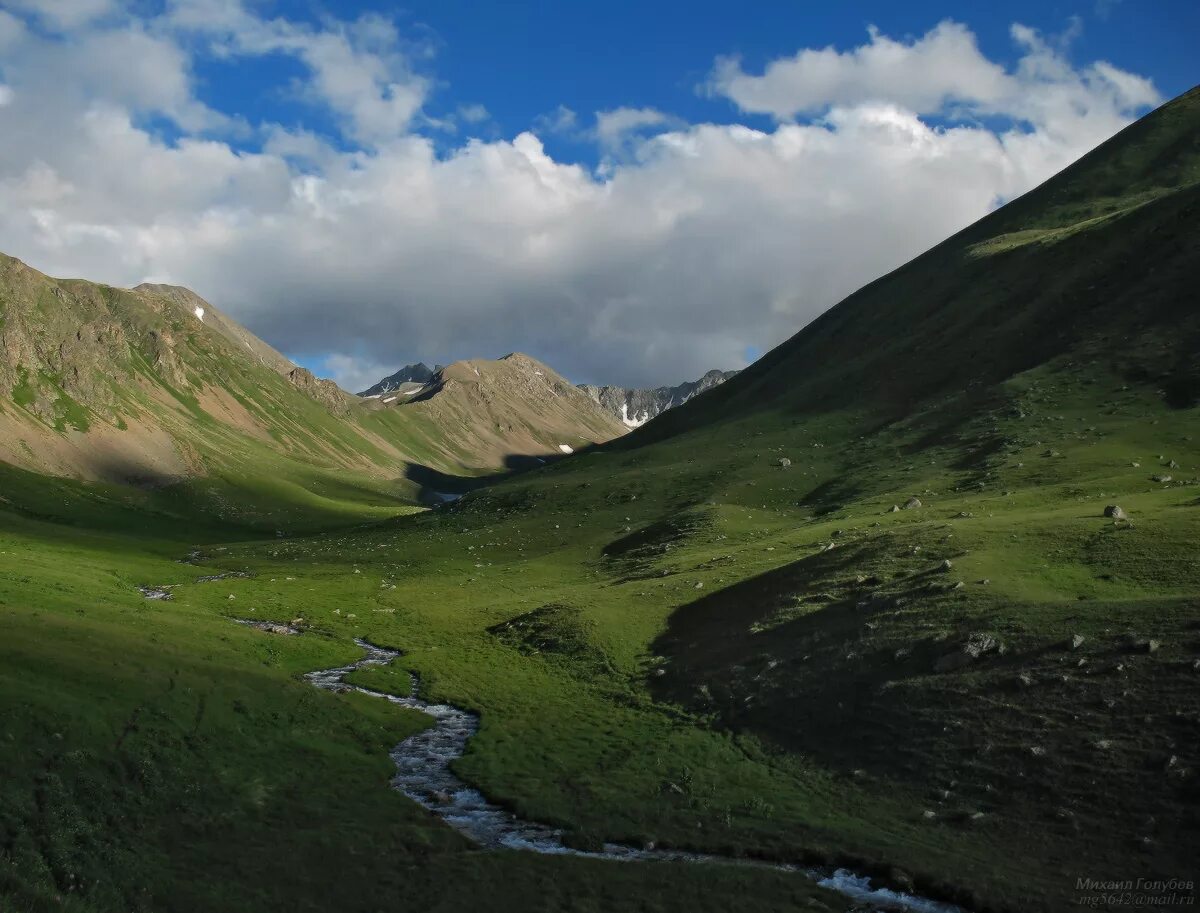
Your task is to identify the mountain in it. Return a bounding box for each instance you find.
[0,257,625,525]
[358,362,439,397]
[368,352,628,475]
[579,369,739,428]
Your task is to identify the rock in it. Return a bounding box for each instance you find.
[1094,739,1112,750]
[1103,505,1126,520]
[938,559,953,572]
[1068,633,1086,651]
[1016,672,1035,688]
[777,457,792,468]
[889,505,901,513]
[1123,634,1161,654]
[1029,745,1047,758]
[693,581,704,589]
[1152,474,1173,483]
[903,497,922,510]
[934,632,999,672]
[921,810,937,820]
[1169,460,1179,469]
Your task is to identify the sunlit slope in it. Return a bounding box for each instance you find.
[0,258,624,528]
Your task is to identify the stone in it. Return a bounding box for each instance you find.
[934,632,998,671]
[938,559,953,572]
[777,457,792,468]
[889,505,901,513]
[1103,505,1126,520]
[1152,474,1173,483]
[922,810,937,820]
[1016,672,1035,688]
[1068,633,1086,651]
[903,497,922,510]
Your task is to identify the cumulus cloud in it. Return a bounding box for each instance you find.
[0,11,1162,389]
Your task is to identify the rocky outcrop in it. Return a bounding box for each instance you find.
[287,367,352,416]
[579,369,738,429]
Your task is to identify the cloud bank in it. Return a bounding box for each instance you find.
[0,5,1160,388]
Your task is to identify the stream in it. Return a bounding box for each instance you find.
[302,637,964,913]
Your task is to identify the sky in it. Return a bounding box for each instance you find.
[0,1,1195,391]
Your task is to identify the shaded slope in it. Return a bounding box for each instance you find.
[635,85,1200,443]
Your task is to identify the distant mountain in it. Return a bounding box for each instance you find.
[0,258,625,509]
[579,369,739,428]
[358,362,439,397]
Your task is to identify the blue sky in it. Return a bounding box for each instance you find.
[186,0,1197,163]
[0,0,1193,389]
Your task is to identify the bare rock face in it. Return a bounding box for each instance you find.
[579,369,739,429]
[287,367,352,415]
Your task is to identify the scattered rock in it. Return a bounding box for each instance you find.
[935,632,999,672]
[1103,505,1126,520]
[903,497,922,510]
[1123,634,1161,654]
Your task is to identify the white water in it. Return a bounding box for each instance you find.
[299,638,964,913]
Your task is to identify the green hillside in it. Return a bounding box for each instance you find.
[2,88,1198,913]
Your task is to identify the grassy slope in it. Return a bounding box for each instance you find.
[2,88,1199,913]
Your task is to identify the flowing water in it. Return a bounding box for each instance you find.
[299,637,964,913]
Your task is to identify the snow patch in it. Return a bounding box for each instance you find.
[558,444,573,454]
[620,403,650,428]
[193,306,205,321]
[382,396,397,403]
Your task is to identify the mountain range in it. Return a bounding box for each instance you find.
[1,85,1198,913]
[358,363,739,429]
[578,369,739,427]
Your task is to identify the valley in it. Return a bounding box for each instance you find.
[1,78,1198,913]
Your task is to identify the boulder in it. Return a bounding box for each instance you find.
[777,457,792,468]
[903,497,922,510]
[1103,505,1126,520]
[1068,633,1086,651]
[934,632,999,671]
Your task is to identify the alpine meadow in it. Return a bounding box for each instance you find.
[0,6,1197,913]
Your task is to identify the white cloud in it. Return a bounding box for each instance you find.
[0,11,1164,390]
[594,106,680,151]
[708,21,1010,120]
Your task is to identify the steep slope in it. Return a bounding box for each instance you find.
[359,362,439,397]
[638,84,1200,443]
[580,369,739,428]
[0,259,624,527]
